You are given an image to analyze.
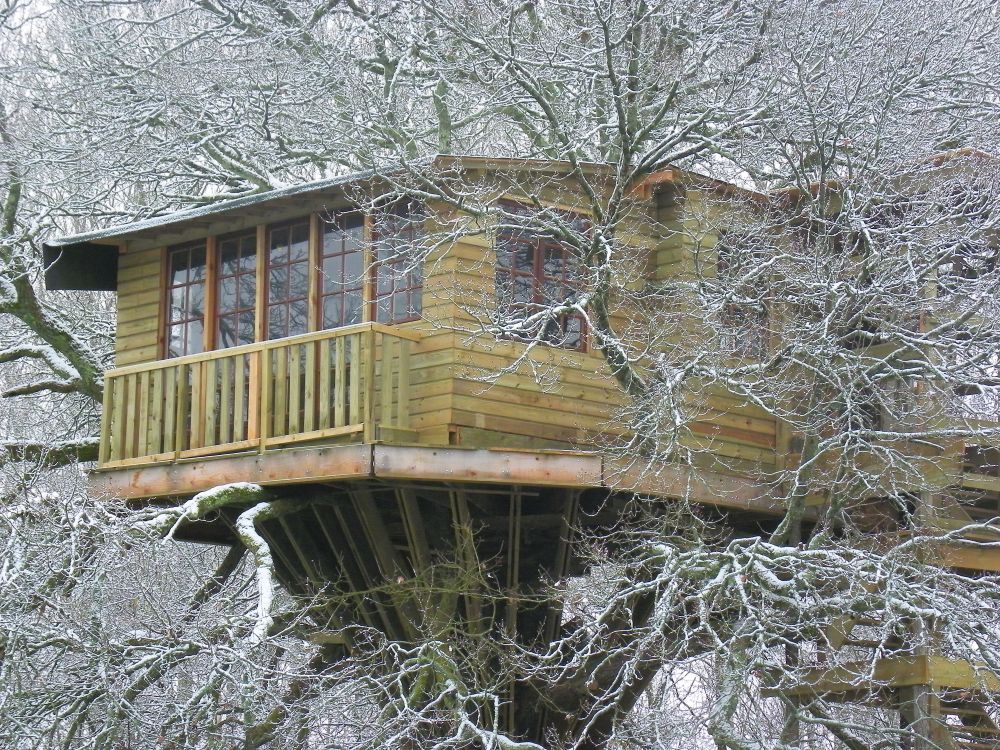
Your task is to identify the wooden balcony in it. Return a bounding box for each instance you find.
[97,323,420,468]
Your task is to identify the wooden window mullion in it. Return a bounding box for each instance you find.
[204,235,218,352]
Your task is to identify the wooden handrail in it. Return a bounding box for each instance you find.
[105,322,421,378]
[99,323,419,467]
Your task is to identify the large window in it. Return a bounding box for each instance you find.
[266,220,311,340]
[716,234,769,359]
[217,230,257,348]
[320,214,365,329]
[166,242,207,357]
[373,201,424,324]
[162,204,426,358]
[494,203,586,350]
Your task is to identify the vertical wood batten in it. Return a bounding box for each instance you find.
[124,374,138,459]
[320,338,332,429]
[219,356,232,445]
[398,340,410,428]
[148,368,163,456]
[99,374,114,465]
[380,334,394,427]
[289,344,301,434]
[137,371,150,458]
[205,359,218,448]
[274,345,288,438]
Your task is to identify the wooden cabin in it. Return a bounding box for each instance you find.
[43,156,1000,747]
[42,158,778,509]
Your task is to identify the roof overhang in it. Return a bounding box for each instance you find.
[43,241,119,292]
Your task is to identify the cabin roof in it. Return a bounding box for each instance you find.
[42,155,764,291]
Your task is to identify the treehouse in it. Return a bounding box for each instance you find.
[44,156,1000,747]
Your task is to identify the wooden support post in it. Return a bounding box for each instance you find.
[99,374,115,465]
[363,326,377,442]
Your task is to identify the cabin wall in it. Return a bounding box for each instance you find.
[107,183,778,477]
[116,246,162,368]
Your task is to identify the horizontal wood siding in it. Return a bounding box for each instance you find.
[116,246,162,367]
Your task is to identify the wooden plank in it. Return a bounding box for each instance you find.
[304,341,316,432]
[319,338,332,429]
[123,374,138,460]
[219,356,232,445]
[108,375,125,462]
[175,363,190,452]
[148,368,163,456]
[190,361,204,450]
[380,334,394,427]
[258,349,271,451]
[334,336,345,427]
[289,344,301,434]
[274,345,288,438]
[204,359,218,447]
[163,366,177,455]
[397,340,410,428]
[263,423,364,447]
[176,439,258,460]
[246,351,259,442]
[204,235,218,351]
[363,328,376,442]
[234,354,247,441]
[349,334,361,426]
[98,376,114,466]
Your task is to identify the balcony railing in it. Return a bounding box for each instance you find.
[98,323,420,468]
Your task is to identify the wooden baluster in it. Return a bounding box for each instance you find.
[137,371,150,458]
[108,375,125,462]
[334,336,346,428]
[247,350,260,443]
[174,363,189,454]
[259,348,272,452]
[164,365,177,455]
[234,354,247,441]
[148,369,163,456]
[380,334,394,427]
[289,344,301,434]
[99,374,115,465]
[274,345,288,439]
[304,341,317,432]
[363,328,377,441]
[190,361,204,450]
[319,338,332,429]
[398,339,410,429]
[351,333,362,428]
[219,356,232,445]
[205,359,217,448]
[124,374,138,459]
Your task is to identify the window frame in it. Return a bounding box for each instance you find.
[370,200,426,325]
[493,200,589,352]
[264,218,313,342]
[163,241,209,358]
[160,204,426,359]
[215,229,259,350]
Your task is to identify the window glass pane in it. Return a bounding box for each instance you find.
[290,261,309,299]
[270,228,289,264]
[345,293,362,325]
[186,320,204,354]
[237,274,256,309]
[288,299,308,337]
[170,254,190,285]
[290,223,309,261]
[166,242,208,357]
[268,304,287,340]
[269,266,287,299]
[170,287,188,324]
[219,276,237,315]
